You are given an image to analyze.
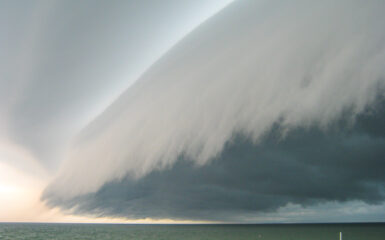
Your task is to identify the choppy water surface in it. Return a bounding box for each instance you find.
[0,223,383,240]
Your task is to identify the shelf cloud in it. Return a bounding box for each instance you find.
[43,0,385,221]
[44,103,385,221]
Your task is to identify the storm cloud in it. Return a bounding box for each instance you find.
[44,101,385,221]
[44,0,385,199]
[41,0,385,221]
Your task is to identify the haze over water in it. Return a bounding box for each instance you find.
[0,223,384,240]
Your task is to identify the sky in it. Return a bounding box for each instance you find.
[1,0,385,223]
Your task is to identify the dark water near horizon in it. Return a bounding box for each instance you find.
[0,223,383,240]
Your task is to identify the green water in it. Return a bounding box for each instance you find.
[0,223,383,240]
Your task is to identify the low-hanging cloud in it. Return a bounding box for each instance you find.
[43,105,385,221]
[44,0,385,208]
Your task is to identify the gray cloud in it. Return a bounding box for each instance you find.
[0,0,232,169]
[45,0,385,199]
[43,101,385,221]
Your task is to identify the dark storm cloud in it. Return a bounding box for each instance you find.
[44,0,385,199]
[43,101,385,221]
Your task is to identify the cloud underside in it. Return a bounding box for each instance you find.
[44,104,385,221]
[43,0,385,221]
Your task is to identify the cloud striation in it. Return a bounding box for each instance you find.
[44,103,385,221]
[44,0,385,221]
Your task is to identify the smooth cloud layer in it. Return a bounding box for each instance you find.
[0,0,233,169]
[45,0,385,205]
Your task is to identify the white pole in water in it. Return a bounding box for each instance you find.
[340,232,342,240]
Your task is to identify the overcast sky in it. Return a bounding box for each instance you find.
[1,0,385,223]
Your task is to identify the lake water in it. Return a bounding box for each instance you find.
[0,223,383,240]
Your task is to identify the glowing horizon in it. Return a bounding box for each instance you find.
[1,0,385,223]
[0,0,235,223]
